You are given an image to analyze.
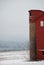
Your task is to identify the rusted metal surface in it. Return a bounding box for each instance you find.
[30,23,36,60]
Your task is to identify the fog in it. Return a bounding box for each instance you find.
[0,0,44,41]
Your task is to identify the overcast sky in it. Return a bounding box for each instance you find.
[0,0,44,41]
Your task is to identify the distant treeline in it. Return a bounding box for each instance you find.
[0,41,29,51]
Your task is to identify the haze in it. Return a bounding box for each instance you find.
[0,0,44,42]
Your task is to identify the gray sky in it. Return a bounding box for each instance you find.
[0,0,44,41]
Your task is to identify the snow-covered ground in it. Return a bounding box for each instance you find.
[0,50,44,65]
[0,60,44,65]
[0,50,29,61]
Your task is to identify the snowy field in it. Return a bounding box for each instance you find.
[0,60,44,65]
[0,50,44,65]
[0,50,29,61]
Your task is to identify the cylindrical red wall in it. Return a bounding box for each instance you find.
[29,10,44,61]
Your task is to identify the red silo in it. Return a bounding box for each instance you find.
[29,10,44,60]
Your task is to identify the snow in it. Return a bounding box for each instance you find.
[0,60,44,65]
[0,50,29,61]
[0,51,44,65]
